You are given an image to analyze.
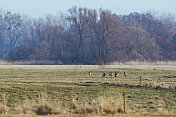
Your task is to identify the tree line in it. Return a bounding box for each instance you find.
[0,6,176,64]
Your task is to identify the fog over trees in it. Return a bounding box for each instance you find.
[0,6,176,64]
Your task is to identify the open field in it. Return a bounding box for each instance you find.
[0,64,176,70]
[0,65,176,117]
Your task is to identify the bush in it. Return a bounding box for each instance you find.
[34,105,53,115]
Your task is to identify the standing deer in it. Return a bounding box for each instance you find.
[115,71,120,78]
[109,72,113,77]
[115,72,117,78]
[89,71,92,76]
[124,71,127,76]
[102,73,106,78]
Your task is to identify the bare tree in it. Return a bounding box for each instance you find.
[94,10,124,63]
[67,6,88,62]
[4,13,24,54]
[0,12,5,59]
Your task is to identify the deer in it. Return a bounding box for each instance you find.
[89,71,92,76]
[124,71,127,76]
[109,72,113,77]
[115,71,120,78]
[102,72,106,78]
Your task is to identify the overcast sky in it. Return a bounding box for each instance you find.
[0,0,176,18]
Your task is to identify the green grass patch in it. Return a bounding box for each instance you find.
[0,67,175,116]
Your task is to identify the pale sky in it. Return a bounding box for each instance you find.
[0,0,176,18]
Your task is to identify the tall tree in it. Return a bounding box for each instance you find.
[94,10,124,63]
[67,6,88,62]
[4,13,24,53]
[0,12,5,59]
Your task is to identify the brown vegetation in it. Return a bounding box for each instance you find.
[143,82,169,88]
[0,7,176,64]
[71,97,124,115]
[0,103,7,114]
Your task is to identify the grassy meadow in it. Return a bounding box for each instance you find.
[0,65,176,117]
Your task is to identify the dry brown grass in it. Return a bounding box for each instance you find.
[1,60,176,70]
[0,103,7,114]
[71,96,124,115]
[98,97,123,114]
[143,82,169,88]
[71,98,79,110]
[32,96,63,115]
[33,105,53,115]
[8,95,64,115]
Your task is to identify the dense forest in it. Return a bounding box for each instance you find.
[0,6,176,64]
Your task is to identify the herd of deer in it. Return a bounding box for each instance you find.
[89,71,127,78]
[88,71,176,89]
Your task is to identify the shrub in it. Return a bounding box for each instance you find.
[0,103,7,114]
[34,105,52,115]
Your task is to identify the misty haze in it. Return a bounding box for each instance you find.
[0,1,176,117]
[0,6,176,64]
